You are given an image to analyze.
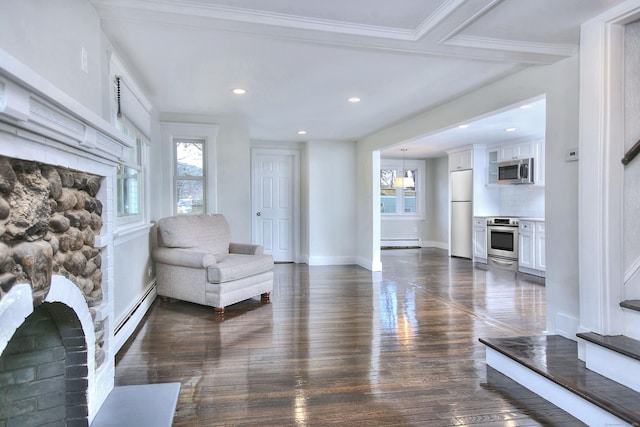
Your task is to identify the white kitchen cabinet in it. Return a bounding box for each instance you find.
[448,148,472,171]
[486,148,499,185]
[518,221,535,270]
[500,140,533,162]
[533,138,545,186]
[473,217,487,262]
[518,220,545,276]
[535,222,545,271]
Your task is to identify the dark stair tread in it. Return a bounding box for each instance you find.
[577,331,640,362]
[621,299,640,312]
[479,335,640,426]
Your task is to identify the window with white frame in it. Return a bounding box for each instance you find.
[174,139,206,215]
[380,159,424,218]
[110,54,151,227]
[116,136,144,218]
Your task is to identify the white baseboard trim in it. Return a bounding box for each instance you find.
[357,256,382,272]
[113,284,157,355]
[485,348,629,427]
[555,313,579,341]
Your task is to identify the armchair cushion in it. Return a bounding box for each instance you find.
[152,247,217,268]
[208,253,273,283]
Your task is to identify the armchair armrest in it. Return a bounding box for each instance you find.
[229,242,264,255]
[152,247,217,268]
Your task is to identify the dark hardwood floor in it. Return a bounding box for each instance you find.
[115,248,584,426]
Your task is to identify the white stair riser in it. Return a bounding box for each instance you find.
[485,348,631,427]
[623,309,640,341]
[584,342,640,393]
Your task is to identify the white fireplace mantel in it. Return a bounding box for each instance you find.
[0,47,133,164]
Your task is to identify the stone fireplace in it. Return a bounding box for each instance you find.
[0,51,132,424]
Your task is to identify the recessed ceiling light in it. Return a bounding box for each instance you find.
[348,97,361,103]
[232,88,247,95]
[297,130,307,135]
[458,124,469,129]
[520,104,532,109]
[505,127,517,132]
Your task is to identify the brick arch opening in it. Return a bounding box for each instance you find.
[0,301,88,426]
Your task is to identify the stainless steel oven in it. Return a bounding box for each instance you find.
[486,217,519,271]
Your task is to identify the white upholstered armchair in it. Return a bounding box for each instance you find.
[152,214,274,314]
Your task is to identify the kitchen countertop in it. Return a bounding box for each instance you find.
[473,216,545,222]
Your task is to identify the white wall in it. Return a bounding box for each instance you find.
[0,0,104,116]
[428,156,450,245]
[307,141,358,265]
[358,56,581,335]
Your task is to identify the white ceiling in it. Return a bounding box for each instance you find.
[90,0,623,156]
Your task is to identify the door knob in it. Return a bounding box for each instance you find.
[256,212,261,216]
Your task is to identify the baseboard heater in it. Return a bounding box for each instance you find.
[114,282,156,335]
[381,239,422,248]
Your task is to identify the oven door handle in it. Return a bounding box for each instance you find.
[488,225,518,232]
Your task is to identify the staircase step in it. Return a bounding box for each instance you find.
[621,299,640,312]
[577,331,640,393]
[577,331,640,362]
[480,335,640,426]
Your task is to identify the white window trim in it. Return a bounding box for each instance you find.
[174,138,206,215]
[108,52,152,232]
[380,158,425,220]
[160,122,219,215]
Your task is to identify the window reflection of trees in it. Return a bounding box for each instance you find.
[176,140,205,214]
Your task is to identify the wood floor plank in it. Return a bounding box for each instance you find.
[115,248,583,426]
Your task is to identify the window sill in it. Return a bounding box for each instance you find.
[114,222,154,245]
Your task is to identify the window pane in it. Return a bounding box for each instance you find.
[176,180,205,215]
[380,169,396,189]
[176,141,203,177]
[117,165,140,216]
[381,189,397,213]
[404,190,416,213]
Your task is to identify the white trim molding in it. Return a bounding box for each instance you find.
[578,1,640,338]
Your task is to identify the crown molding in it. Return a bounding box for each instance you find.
[91,0,418,40]
[437,0,504,43]
[414,0,468,39]
[91,0,576,64]
[443,35,578,57]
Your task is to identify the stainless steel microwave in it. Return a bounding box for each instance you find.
[497,158,534,184]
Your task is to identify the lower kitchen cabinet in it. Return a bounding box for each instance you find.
[473,217,487,263]
[535,222,545,271]
[518,220,545,277]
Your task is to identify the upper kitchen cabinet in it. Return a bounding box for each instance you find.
[487,147,499,185]
[448,148,473,171]
[500,140,533,161]
[487,138,545,186]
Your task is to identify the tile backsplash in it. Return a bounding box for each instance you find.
[499,185,545,218]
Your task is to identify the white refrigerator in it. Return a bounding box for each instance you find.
[450,169,473,259]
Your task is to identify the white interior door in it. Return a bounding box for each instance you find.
[251,149,298,262]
